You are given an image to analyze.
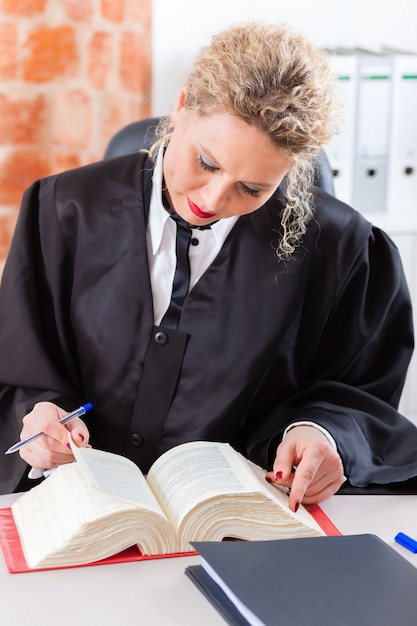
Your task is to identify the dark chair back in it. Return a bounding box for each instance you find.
[104,118,160,159]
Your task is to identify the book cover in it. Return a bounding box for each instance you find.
[186,534,417,626]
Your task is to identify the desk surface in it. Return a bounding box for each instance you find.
[1,492,417,625]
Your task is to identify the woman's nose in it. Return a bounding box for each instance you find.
[200,177,230,212]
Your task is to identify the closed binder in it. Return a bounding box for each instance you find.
[186,534,417,626]
[353,50,392,215]
[325,48,358,206]
[382,48,417,217]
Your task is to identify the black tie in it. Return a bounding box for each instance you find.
[161,210,192,329]
[160,199,213,330]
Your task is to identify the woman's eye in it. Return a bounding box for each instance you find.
[197,154,260,197]
[197,154,217,172]
[241,184,260,197]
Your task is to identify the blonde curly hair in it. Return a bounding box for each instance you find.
[151,22,341,259]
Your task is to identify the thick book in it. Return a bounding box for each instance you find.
[186,534,417,626]
[0,440,339,572]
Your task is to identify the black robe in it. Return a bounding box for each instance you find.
[1,152,416,495]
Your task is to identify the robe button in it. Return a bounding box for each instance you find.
[154,331,168,345]
[131,433,143,447]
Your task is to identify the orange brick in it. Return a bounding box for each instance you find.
[0,23,18,80]
[0,0,153,230]
[128,0,151,26]
[0,150,50,206]
[52,89,92,148]
[0,210,18,261]
[2,0,48,15]
[0,94,47,144]
[101,0,125,22]
[84,151,102,165]
[23,25,78,83]
[51,150,81,174]
[60,0,94,21]
[102,94,129,147]
[129,98,152,122]
[88,32,112,91]
[120,30,151,94]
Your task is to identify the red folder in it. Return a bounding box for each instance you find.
[0,504,340,574]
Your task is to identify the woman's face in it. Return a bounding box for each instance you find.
[163,91,290,227]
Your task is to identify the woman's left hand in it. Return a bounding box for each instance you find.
[265,425,346,512]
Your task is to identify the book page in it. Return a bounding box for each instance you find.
[13,459,177,566]
[147,441,323,540]
[147,441,269,530]
[71,439,166,516]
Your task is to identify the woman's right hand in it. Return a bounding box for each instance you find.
[18,401,91,470]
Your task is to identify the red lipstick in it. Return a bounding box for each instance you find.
[187,197,214,219]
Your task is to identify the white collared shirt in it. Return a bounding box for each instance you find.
[147,146,238,324]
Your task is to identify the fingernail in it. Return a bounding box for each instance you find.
[275,471,283,481]
[294,501,300,513]
[265,476,273,484]
[66,442,71,449]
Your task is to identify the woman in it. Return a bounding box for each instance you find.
[1,22,416,510]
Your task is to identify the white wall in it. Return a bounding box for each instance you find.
[152,0,417,115]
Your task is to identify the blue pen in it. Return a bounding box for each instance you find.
[4,403,93,455]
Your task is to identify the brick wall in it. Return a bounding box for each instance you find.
[0,0,152,274]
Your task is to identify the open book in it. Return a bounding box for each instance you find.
[11,440,327,569]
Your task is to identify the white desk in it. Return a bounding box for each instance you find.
[1,492,417,624]
[320,494,417,566]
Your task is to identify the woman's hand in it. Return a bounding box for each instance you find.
[265,425,346,512]
[18,401,91,470]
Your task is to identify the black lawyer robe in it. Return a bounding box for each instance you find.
[0,151,416,495]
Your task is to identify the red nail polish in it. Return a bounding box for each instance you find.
[275,471,283,481]
[265,476,273,483]
[294,501,300,513]
[66,442,71,449]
